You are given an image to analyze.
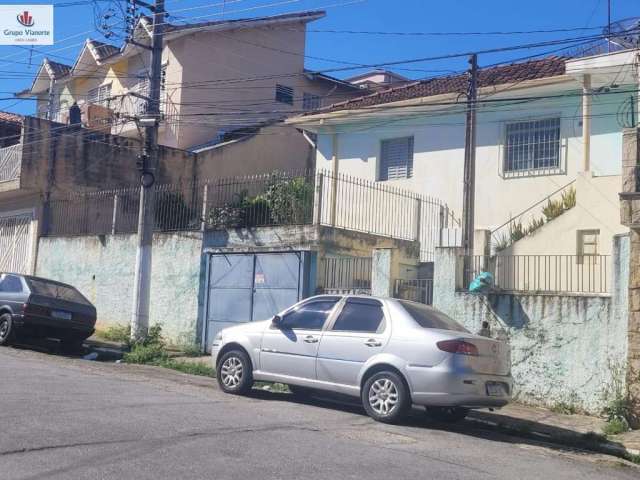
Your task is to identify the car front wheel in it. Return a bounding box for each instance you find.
[216,349,253,395]
[362,371,410,424]
[0,313,14,346]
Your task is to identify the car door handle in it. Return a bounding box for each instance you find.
[304,335,319,344]
[365,339,382,347]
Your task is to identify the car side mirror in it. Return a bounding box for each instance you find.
[272,315,282,327]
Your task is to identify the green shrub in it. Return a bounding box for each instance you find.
[263,175,313,225]
[124,343,168,364]
[551,401,577,415]
[603,418,629,436]
[526,217,545,235]
[494,233,510,252]
[96,324,130,343]
[562,186,576,210]
[180,343,203,357]
[542,198,565,221]
[509,220,526,243]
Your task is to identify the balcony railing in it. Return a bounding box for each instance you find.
[0,143,22,183]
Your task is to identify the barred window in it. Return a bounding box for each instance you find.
[303,92,321,111]
[275,84,294,105]
[87,83,112,107]
[504,118,561,175]
[379,137,414,181]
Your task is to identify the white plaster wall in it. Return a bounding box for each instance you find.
[35,232,202,345]
[315,85,629,244]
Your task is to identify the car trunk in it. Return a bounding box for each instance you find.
[26,294,96,329]
[457,335,511,376]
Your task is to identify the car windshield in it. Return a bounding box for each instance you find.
[26,278,91,305]
[398,300,469,333]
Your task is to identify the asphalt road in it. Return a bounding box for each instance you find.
[0,346,637,480]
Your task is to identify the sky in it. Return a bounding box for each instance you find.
[0,0,638,115]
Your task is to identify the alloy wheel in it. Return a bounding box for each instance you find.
[0,318,9,340]
[220,356,243,388]
[368,378,399,415]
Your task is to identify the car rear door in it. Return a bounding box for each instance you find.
[259,297,340,380]
[316,297,389,387]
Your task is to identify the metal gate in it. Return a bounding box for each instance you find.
[204,252,303,352]
[0,212,33,274]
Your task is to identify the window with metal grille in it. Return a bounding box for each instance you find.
[275,84,294,105]
[379,137,414,181]
[577,229,599,264]
[302,92,321,111]
[87,83,112,107]
[504,118,561,176]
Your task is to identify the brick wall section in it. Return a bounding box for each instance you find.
[620,128,640,427]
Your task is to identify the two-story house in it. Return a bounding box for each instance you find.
[289,50,639,268]
[17,10,361,151]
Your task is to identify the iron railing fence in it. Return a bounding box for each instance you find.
[460,254,610,294]
[317,256,372,295]
[43,169,461,261]
[0,143,22,183]
[394,278,434,305]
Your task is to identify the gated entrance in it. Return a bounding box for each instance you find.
[0,212,33,274]
[204,252,305,352]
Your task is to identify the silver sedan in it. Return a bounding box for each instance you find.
[211,295,512,423]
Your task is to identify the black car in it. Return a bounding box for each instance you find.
[0,273,97,349]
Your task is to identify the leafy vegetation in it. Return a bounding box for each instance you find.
[550,401,578,416]
[603,418,629,436]
[123,325,213,377]
[94,323,131,343]
[494,186,576,252]
[207,173,313,229]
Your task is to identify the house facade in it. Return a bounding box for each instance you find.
[18,10,362,151]
[289,51,640,261]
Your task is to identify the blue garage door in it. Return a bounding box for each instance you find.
[205,252,302,352]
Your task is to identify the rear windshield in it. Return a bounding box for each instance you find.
[398,300,469,333]
[26,278,90,305]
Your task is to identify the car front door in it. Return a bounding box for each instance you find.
[316,297,389,387]
[259,297,340,380]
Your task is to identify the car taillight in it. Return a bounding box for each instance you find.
[437,339,479,356]
[23,303,48,316]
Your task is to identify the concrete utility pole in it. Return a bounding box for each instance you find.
[130,0,166,341]
[461,54,478,286]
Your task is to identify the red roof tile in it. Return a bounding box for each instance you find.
[320,57,567,113]
[0,111,22,124]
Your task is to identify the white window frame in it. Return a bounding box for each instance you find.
[378,136,414,182]
[577,229,600,264]
[499,116,565,179]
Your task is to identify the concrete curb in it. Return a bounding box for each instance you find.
[467,410,639,464]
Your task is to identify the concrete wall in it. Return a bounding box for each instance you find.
[35,232,203,345]
[432,234,630,414]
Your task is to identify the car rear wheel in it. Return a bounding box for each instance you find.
[0,314,14,346]
[426,407,469,423]
[216,349,253,395]
[362,371,410,424]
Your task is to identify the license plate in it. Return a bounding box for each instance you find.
[51,310,72,320]
[486,383,507,397]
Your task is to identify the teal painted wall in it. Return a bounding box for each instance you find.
[36,233,203,345]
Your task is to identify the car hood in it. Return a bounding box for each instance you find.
[221,319,271,337]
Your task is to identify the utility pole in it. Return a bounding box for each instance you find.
[129,0,166,341]
[462,54,478,286]
[607,0,611,53]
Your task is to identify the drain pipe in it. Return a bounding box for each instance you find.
[582,74,592,173]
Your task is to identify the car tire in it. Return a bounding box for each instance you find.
[60,338,85,355]
[0,313,15,346]
[216,349,253,395]
[426,407,469,423]
[362,371,410,424]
